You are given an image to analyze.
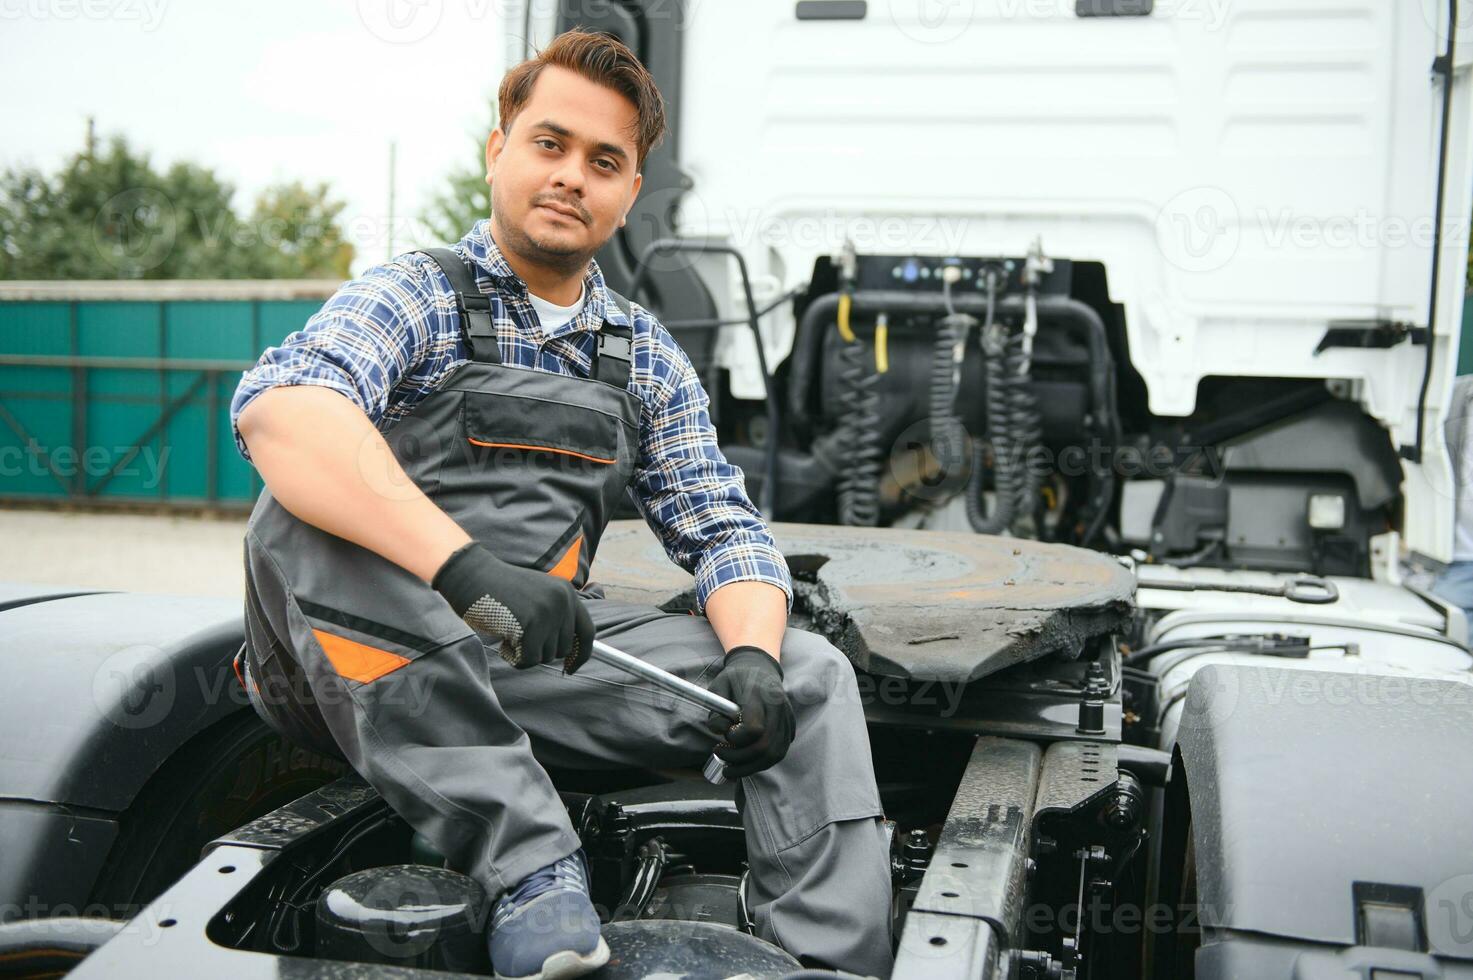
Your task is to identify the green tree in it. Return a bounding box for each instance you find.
[417,107,494,246]
[238,181,354,280]
[0,127,353,279]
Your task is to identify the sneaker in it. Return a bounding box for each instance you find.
[488,848,609,980]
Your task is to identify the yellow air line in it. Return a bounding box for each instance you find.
[837,291,856,343]
[874,312,889,374]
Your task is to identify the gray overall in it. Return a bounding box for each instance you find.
[238,249,894,976]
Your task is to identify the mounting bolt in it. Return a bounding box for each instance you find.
[902,829,932,882]
[1076,662,1108,735]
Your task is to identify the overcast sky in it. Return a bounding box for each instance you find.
[1,1,518,275]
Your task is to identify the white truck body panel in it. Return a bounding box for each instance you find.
[510,0,1473,560]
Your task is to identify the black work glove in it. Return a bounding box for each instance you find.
[431,541,594,673]
[703,646,796,779]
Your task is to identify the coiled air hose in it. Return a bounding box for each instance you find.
[832,289,884,526]
[1005,327,1045,527]
[965,321,1019,533]
[956,270,1043,535]
[929,310,975,489]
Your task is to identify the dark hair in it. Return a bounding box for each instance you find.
[498,29,667,169]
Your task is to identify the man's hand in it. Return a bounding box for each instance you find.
[704,646,796,778]
[431,541,594,673]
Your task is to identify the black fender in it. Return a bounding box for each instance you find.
[0,590,251,919]
[1168,662,1473,970]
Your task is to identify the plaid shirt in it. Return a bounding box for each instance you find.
[231,219,791,612]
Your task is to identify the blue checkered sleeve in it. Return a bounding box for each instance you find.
[229,257,450,462]
[630,321,793,613]
[231,218,789,613]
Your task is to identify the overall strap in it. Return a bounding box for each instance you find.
[595,288,634,390]
[416,248,501,364]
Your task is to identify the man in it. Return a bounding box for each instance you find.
[230,29,893,980]
[1432,373,1473,631]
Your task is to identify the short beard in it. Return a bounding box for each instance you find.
[491,203,599,279]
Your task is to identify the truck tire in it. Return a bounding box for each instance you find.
[89,709,346,917]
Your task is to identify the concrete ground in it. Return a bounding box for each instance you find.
[1,506,250,598]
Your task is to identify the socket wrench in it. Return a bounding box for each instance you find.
[588,639,738,785]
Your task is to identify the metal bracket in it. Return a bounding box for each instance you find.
[1314,319,1427,355]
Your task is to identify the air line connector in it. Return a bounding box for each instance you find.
[1020,237,1053,372]
[835,238,858,342]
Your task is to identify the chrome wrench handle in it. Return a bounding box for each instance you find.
[588,639,739,785]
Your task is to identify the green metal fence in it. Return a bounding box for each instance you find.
[0,280,337,510]
[5,281,1473,512]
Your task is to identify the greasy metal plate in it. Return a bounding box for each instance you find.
[891,910,1001,980]
[209,773,382,851]
[1032,741,1119,819]
[910,738,1041,943]
[590,521,1135,682]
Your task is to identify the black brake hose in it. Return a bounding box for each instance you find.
[1122,634,1309,669]
[1410,0,1458,463]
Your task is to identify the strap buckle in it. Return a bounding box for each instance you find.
[598,331,633,362]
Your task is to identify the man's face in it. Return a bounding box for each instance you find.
[485,65,643,276]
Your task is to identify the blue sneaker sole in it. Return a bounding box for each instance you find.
[494,935,610,980]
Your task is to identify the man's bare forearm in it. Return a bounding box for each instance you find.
[704,580,788,662]
[236,385,470,583]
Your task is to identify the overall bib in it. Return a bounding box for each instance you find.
[238,249,894,976]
